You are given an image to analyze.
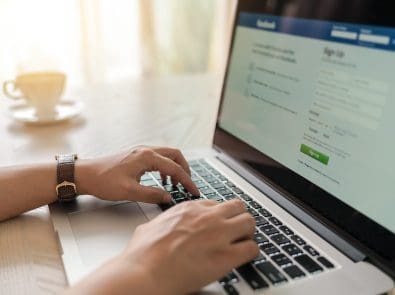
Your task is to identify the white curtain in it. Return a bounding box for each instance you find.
[140,0,236,76]
[0,0,235,87]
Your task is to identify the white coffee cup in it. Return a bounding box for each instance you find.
[3,71,66,119]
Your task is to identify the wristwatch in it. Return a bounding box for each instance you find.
[55,154,79,202]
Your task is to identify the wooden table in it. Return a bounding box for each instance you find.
[0,74,393,294]
[0,74,222,294]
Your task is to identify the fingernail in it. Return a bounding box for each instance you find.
[163,194,172,203]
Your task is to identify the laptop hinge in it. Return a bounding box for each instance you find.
[216,152,366,262]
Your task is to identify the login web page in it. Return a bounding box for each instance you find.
[219,13,395,233]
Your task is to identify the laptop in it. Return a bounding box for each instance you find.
[50,0,395,294]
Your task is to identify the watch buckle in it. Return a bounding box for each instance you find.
[56,181,77,195]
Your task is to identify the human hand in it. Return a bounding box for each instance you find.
[121,199,259,295]
[76,146,199,204]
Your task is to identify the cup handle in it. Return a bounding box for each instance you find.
[3,80,23,99]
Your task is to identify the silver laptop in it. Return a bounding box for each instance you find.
[50,1,395,294]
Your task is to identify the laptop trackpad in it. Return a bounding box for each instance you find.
[68,202,149,268]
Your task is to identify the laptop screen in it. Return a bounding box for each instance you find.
[215,1,395,274]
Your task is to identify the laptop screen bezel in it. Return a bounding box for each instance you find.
[213,0,395,277]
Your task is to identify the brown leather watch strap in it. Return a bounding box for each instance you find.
[55,154,78,202]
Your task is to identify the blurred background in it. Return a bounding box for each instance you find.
[0,0,237,87]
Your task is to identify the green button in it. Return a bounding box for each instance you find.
[300,144,329,165]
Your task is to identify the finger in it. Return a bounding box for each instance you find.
[160,173,167,184]
[167,199,218,215]
[146,153,199,196]
[195,199,218,207]
[133,185,173,204]
[213,199,246,219]
[224,213,256,242]
[153,147,191,176]
[227,240,260,268]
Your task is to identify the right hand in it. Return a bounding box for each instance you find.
[123,199,259,294]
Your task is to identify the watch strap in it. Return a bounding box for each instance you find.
[56,154,78,202]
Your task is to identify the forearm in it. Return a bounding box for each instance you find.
[0,160,92,221]
[66,254,162,295]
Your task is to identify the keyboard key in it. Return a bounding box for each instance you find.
[260,224,279,236]
[206,167,219,173]
[207,178,219,184]
[254,233,269,244]
[254,251,266,262]
[225,181,236,187]
[303,245,319,257]
[212,182,226,190]
[256,261,287,285]
[191,175,201,182]
[222,284,239,295]
[283,265,305,279]
[255,216,269,226]
[268,216,282,226]
[219,271,239,284]
[260,243,280,255]
[249,201,262,209]
[279,225,294,236]
[152,172,162,180]
[201,188,215,195]
[282,244,302,256]
[140,174,152,181]
[170,191,185,200]
[294,255,323,273]
[233,187,244,194]
[202,175,216,182]
[196,182,209,189]
[239,194,252,202]
[192,178,203,184]
[191,169,203,174]
[163,184,175,193]
[225,194,237,201]
[176,184,188,193]
[247,208,259,217]
[190,194,201,200]
[291,235,306,246]
[217,188,233,196]
[206,194,223,201]
[258,208,272,217]
[271,254,292,267]
[141,179,157,186]
[218,175,228,181]
[236,264,269,290]
[198,171,211,177]
[271,234,290,245]
[317,257,334,269]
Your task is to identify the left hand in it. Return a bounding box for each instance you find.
[75,146,199,204]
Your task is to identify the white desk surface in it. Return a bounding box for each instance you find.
[0,74,393,294]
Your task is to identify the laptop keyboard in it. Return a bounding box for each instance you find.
[140,159,335,294]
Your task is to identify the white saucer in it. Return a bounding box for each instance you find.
[9,100,84,125]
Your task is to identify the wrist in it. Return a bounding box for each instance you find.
[117,252,176,295]
[74,158,95,196]
[70,254,167,295]
[117,256,159,295]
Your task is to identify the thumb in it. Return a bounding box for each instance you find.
[134,185,173,204]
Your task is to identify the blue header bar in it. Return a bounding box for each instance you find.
[239,12,395,52]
